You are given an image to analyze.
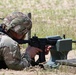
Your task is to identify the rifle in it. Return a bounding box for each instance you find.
[14,34,72,66]
[14,35,58,64]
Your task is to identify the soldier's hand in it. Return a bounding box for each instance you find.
[45,45,52,55]
[26,46,42,58]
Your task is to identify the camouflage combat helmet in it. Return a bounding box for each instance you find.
[3,12,32,35]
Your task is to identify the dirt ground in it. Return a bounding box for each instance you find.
[0,65,76,75]
[0,50,76,75]
[0,67,76,75]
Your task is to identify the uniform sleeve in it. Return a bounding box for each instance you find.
[1,35,31,70]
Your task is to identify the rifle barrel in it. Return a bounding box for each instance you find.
[72,40,76,43]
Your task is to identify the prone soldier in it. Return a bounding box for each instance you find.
[0,12,50,70]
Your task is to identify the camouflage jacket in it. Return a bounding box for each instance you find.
[0,32,31,70]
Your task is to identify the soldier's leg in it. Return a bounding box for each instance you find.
[0,60,8,69]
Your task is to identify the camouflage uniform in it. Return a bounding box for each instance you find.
[0,12,32,70]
